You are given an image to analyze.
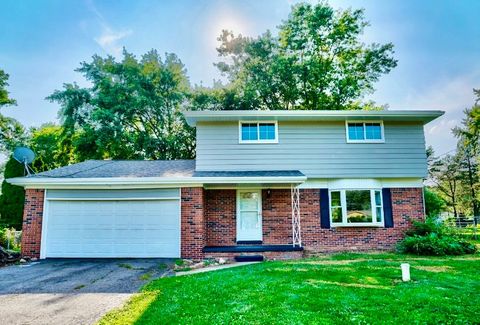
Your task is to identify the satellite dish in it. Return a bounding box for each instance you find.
[13,147,36,176]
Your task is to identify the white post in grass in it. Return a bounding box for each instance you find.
[401,263,411,281]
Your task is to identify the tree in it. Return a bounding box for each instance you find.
[0,68,27,153]
[453,92,480,217]
[0,69,16,107]
[29,123,75,172]
[48,50,195,160]
[0,157,24,228]
[429,154,462,219]
[212,2,397,110]
[424,187,446,218]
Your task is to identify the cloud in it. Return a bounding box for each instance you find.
[84,0,132,56]
[94,28,132,56]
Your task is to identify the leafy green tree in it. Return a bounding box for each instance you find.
[0,69,16,107]
[453,92,480,217]
[48,50,195,160]
[429,153,462,219]
[424,187,446,218]
[29,123,75,172]
[0,157,24,228]
[0,68,27,153]
[212,2,397,110]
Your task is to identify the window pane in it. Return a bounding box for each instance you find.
[331,207,343,223]
[259,123,276,140]
[348,123,365,140]
[241,123,258,141]
[365,123,382,140]
[376,207,383,222]
[375,190,382,206]
[346,190,372,223]
[330,191,341,206]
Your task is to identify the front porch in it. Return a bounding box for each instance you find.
[202,186,303,260]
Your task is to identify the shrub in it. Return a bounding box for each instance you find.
[0,227,21,251]
[398,219,477,256]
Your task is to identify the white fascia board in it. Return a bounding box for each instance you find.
[184,110,445,126]
[7,176,307,189]
[298,178,424,189]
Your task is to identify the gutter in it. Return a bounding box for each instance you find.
[6,175,307,189]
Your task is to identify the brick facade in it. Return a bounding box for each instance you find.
[302,188,424,252]
[203,187,425,253]
[21,189,45,258]
[205,190,236,246]
[180,187,206,259]
[20,186,423,260]
[262,189,293,245]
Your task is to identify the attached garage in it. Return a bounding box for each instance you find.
[42,189,181,258]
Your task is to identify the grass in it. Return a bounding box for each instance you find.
[139,272,153,281]
[99,253,480,324]
[118,263,134,270]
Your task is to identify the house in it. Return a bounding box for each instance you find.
[8,109,444,260]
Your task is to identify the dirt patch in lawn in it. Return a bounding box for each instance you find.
[414,266,454,273]
[307,279,391,290]
[298,259,368,265]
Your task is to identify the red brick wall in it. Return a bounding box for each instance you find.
[21,189,45,258]
[301,187,425,252]
[262,189,293,244]
[181,187,206,259]
[205,190,236,246]
[203,188,424,253]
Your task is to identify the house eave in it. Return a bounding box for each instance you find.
[184,110,445,126]
[7,175,307,189]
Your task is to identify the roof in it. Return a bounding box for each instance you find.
[7,160,306,188]
[33,160,196,178]
[184,109,445,126]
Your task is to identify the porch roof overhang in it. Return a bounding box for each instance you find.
[184,109,445,126]
[7,171,306,189]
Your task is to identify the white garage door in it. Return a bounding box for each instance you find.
[43,189,180,258]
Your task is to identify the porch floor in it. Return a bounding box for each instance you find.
[203,245,304,253]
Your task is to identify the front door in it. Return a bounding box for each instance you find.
[237,190,262,241]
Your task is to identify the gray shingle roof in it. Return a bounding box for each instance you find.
[33,160,196,178]
[31,160,305,179]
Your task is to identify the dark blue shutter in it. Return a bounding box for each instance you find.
[320,189,330,229]
[382,188,394,228]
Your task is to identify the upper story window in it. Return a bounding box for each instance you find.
[239,121,278,143]
[329,189,384,227]
[346,121,384,143]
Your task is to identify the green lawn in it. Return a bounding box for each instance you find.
[99,253,480,324]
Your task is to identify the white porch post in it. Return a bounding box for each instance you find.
[291,184,302,247]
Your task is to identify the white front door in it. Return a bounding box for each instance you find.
[237,190,262,241]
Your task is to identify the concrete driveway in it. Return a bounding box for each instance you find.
[0,258,173,325]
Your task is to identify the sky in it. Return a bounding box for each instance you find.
[1,0,479,160]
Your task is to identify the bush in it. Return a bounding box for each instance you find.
[0,157,25,228]
[0,227,21,251]
[398,219,477,256]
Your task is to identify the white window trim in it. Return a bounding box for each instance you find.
[239,120,279,144]
[329,189,384,227]
[345,120,385,143]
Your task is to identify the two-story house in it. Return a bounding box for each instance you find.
[9,109,443,260]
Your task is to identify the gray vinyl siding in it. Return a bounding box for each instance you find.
[195,121,428,178]
[47,188,180,199]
